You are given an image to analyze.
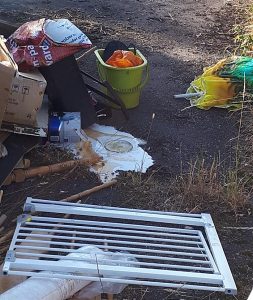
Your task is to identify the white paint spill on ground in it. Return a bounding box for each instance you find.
[54,114,153,182]
[81,124,154,182]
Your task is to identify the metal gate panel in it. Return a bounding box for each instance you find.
[3,198,237,295]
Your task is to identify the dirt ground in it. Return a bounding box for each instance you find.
[0,0,253,299]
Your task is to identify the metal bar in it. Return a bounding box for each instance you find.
[198,231,219,274]
[15,252,214,272]
[80,70,105,86]
[84,84,120,105]
[8,220,22,251]
[14,245,211,265]
[2,221,22,275]
[21,224,201,240]
[11,258,224,284]
[25,199,205,226]
[6,270,226,292]
[17,227,203,245]
[27,198,202,218]
[202,214,237,295]
[80,71,129,120]
[15,239,208,257]
[17,233,205,252]
[102,80,129,120]
[28,216,201,235]
[174,92,204,99]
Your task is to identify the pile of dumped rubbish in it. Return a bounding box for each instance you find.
[0,16,243,300]
[0,18,152,188]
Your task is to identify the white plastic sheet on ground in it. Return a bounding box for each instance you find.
[81,124,154,182]
[56,114,154,182]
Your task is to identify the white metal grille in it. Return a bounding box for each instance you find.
[3,198,237,295]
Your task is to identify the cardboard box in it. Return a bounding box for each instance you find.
[3,71,47,126]
[0,37,17,127]
[0,37,48,137]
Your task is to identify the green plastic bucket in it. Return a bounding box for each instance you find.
[95,49,149,109]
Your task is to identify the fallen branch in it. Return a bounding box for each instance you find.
[62,180,117,202]
[3,158,101,186]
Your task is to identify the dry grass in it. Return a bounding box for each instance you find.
[168,158,249,217]
[176,159,223,205]
[234,4,253,55]
[168,96,253,218]
[117,155,250,219]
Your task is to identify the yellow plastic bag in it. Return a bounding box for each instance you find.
[188,75,236,109]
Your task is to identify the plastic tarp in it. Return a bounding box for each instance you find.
[186,56,253,109]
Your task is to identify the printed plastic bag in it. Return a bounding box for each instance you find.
[6,18,92,70]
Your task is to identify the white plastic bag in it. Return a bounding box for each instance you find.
[71,249,138,300]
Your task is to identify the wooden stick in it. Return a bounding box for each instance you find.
[62,180,117,202]
[3,158,101,186]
